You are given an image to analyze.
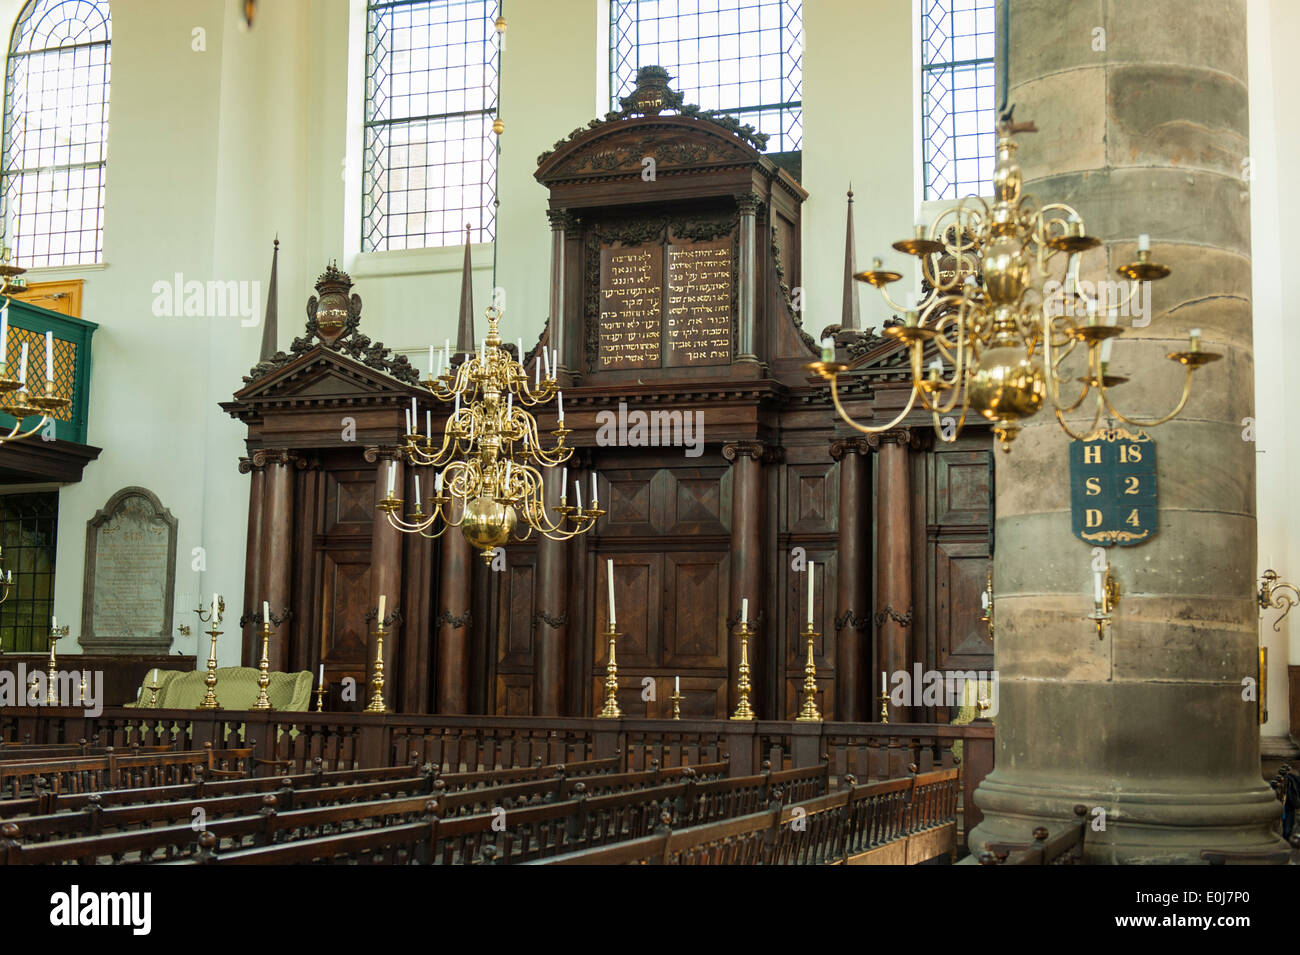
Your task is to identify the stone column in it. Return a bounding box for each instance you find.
[257,449,296,672]
[366,448,404,708]
[238,456,266,666]
[534,471,568,715]
[735,194,760,364]
[723,442,768,715]
[436,499,473,714]
[831,438,872,721]
[870,430,916,723]
[969,0,1282,862]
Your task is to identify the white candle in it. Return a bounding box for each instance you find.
[981,590,989,610]
[18,341,27,386]
[882,671,887,694]
[557,391,564,422]
[807,561,815,625]
[551,349,558,376]
[405,408,412,434]
[1137,233,1150,253]
[928,359,942,375]
[591,472,598,503]
[560,467,568,502]
[607,559,616,626]
[378,594,386,620]
[504,460,512,485]
[319,664,324,684]
[517,338,523,362]
[428,344,434,375]
[506,392,513,417]
[741,597,748,625]
[51,614,56,631]
[675,675,680,692]
[387,460,396,494]
[414,474,421,501]
[262,600,270,623]
[535,355,541,388]
[575,480,582,510]
[435,471,443,495]
[1093,568,1104,604]
[44,330,52,382]
[153,668,159,685]
[542,347,550,380]
[213,593,220,620]
[426,410,432,437]
[454,392,461,416]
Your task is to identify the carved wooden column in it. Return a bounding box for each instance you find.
[868,430,920,722]
[365,447,404,707]
[546,209,574,374]
[534,472,567,715]
[723,441,769,715]
[436,498,472,713]
[257,448,297,671]
[400,487,434,714]
[831,437,872,721]
[238,456,266,666]
[735,194,760,364]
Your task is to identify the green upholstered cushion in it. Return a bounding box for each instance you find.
[124,667,313,711]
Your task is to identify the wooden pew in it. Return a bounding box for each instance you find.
[979,804,1089,865]
[0,747,252,798]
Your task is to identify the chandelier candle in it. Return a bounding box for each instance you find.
[44,331,52,382]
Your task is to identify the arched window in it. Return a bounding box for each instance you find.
[610,0,803,154]
[921,0,996,200]
[363,0,501,252]
[2,0,111,267]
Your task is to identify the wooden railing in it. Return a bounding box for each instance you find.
[0,707,994,832]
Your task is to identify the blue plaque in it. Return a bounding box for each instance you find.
[1069,428,1157,547]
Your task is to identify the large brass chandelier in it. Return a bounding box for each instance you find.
[378,306,603,561]
[810,117,1219,450]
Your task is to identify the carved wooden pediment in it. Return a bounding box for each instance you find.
[537,120,768,185]
[224,345,424,422]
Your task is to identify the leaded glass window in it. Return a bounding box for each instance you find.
[921,0,996,200]
[2,0,111,267]
[610,0,802,153]
[363,0,501,251]
[0,491,57,653]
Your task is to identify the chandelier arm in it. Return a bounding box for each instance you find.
[0,415,51,444]
[827,372,921,435]
[1098,368,1195,428]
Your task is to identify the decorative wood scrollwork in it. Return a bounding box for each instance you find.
[873,605,913,629]
[437,609,473,630]
[533,610,569,630]
[835,609,872,632]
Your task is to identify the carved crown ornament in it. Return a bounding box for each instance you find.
[535,65,771,172]
[243,263,419,386]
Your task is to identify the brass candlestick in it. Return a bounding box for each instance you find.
[365,618,389,713]
[730,620,755,721]
[147,675,161,707]
[879,691,889,724]
[196,596,224,709]
[669,687,683,720]
[314,681,326,712]
[795,623,822,722]
[78,671,87,706]
[45,626,67,705]
[254,619,274,710]
[597,624,621,719]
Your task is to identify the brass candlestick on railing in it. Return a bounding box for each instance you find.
[196,596,224,710]
[598,624,622,719]
[45,626,67,705]
[730,620,755,721]
[314,681,326,713]
[795,623,822,722]
[879,691,889,724]
[669,687,683,720]
[147,675,161,708]
[254,619,273,710]
[365,616,391,713]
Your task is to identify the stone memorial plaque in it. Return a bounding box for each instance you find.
[81,486,178,654]
[598,244,662,369]
[665,239,732,366]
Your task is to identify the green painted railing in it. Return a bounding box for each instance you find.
[0,299,98,444]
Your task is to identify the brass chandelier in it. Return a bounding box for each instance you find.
[378,306,603,561]
[810,116,1219,450]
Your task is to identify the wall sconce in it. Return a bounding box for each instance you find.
[1257,569,1298,631]
[1090,560,1119,639]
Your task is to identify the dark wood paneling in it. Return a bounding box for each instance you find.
[595,553,662,668]
[321,551,370,672]
[663,551,729,668]
[496,673,533,717]
[665,468,727,535]
[785,462,837,533]
[496,553,537,668]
